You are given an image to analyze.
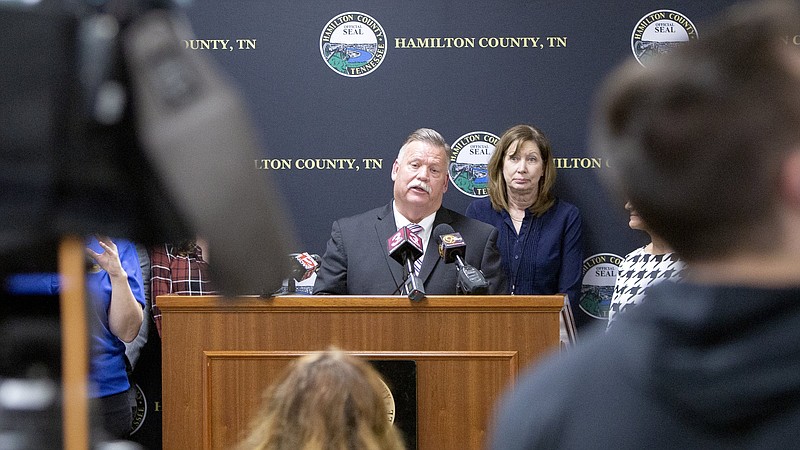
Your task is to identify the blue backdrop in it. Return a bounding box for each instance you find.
[180,0,736,320]
[130,1,741,447]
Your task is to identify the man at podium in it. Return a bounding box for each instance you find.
[313,128,507,296]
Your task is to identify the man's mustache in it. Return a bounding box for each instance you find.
[408,180,431,194]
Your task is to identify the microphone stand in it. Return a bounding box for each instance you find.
[403,258,426,302]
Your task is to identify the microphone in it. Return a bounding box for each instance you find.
[434,224,464,264]
[282,252,321,295]
[434,224,489,295]
[289,252,321,282]
[387,226,425,301]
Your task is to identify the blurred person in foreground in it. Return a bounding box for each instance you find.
[489,1,800,448]
[237,349,405,450]
[5,236,145,439]
[606,201,686,329]
[465,124,582,307]
[313,128,506,295]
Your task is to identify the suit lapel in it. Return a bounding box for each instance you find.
[375,203,404,289]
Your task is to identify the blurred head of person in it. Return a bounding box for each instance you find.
[238,348,405,450]
[391,128,451,223]
[593,0,800,262]
[487,124,557,216]
[624,201,648,233]
[624,200,676,255]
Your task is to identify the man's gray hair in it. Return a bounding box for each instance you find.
[397,128,452,160]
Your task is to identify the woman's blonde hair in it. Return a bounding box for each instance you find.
[238,348,406,450]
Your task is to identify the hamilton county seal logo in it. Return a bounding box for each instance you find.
[578,253,623,320]
[129,383,147,435]
[631,10,698,67]
[320,12,387,77]
[379,379,396,423]
[448,131,499,198]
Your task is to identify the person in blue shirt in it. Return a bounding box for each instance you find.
[6,236,145,439]
[466,124,583,310]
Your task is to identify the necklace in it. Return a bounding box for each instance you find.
[509,205,529,223]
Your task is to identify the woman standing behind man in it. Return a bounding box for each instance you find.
[466,124,583,311]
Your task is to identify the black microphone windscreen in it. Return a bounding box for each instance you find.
[433,223,455,239]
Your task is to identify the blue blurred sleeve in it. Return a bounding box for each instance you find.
[4,273,60,296]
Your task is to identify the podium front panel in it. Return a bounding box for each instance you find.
[159,295,563,450]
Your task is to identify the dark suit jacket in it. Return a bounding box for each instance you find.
[313,203,508,295]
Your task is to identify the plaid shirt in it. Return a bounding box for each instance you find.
[150,243,217,337]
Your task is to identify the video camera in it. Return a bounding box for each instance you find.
[2,0,295,445]
[0,0,294,293]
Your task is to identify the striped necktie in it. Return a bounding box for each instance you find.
[407,223,424,275]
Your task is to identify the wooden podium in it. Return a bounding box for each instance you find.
[159,294,564,449]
